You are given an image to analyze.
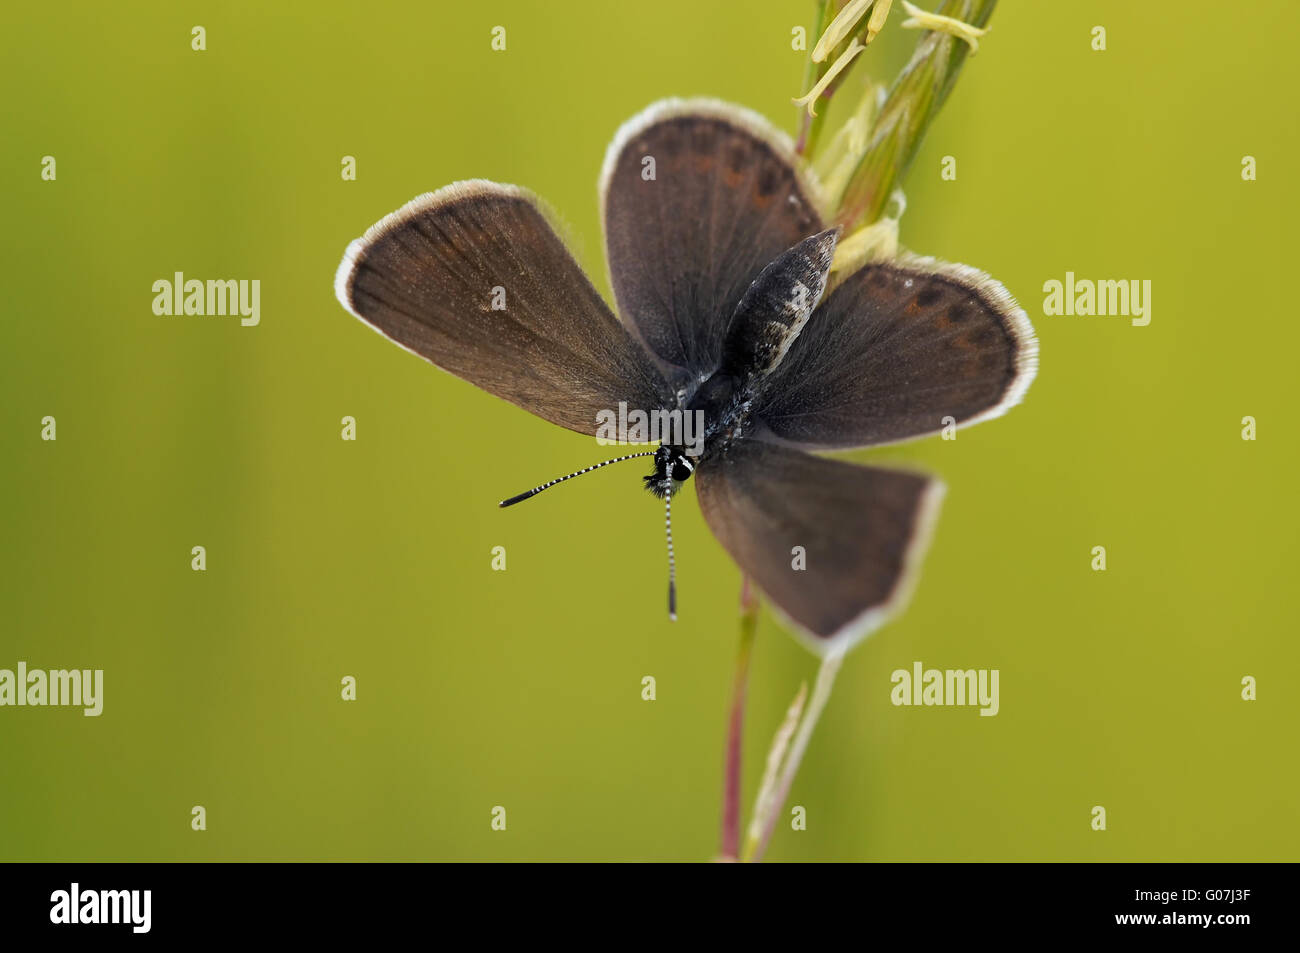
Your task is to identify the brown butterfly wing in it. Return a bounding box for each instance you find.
[753,256,1038,449]
[336,180,675,436]
[600,99,827,381]
[696,438,944,656]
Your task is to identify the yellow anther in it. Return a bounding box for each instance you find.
[793,38,866,117]
[813,0,871,63]
[865,0,894,44]
[899,1,989,53]
[812,0,895,63]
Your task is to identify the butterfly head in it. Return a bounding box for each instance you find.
[497,443,692,621]
[643,444,696,498]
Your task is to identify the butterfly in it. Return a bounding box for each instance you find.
[334,98,1037,657]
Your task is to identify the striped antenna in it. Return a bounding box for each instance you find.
[499,451,656,507]
[665,480,677,621]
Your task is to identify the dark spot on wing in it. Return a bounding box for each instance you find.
[726,140,749,172]
[756,163,785,198]
[915,285,944,308]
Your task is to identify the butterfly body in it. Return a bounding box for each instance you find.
[646,222,843,495]
[335,98,1037,656]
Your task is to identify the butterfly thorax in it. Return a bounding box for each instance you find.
[643,368,758,497]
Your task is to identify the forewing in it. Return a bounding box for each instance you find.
[753,255,1038,450]
[599,99,827,381]
[696,439,944,656]
[336,180,675,436]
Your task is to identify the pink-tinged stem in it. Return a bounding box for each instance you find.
[719,576,760,861]
[795,111,813,156]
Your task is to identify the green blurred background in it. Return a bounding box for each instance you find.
[2,1,1296,862]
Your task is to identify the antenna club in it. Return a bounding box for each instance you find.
[665,482,678,621]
